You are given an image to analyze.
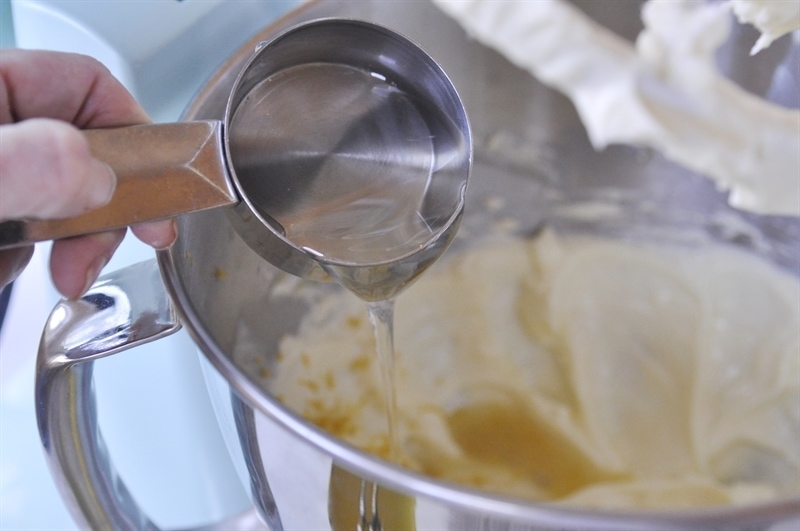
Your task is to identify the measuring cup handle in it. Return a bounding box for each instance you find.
[0,121,235,249]
[35,259,265,530]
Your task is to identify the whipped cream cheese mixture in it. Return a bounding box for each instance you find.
[731,0,800,54]
[432,0,800,216]
[266,231,799,509]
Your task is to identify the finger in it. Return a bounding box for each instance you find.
[0,50,149,127]
[0,246,35,292]
[50,229,126,299]
[131,219,178,250]
[0,119,117,220]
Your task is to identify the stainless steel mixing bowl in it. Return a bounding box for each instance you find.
[36,1,800,530]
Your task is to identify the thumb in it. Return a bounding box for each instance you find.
[0,118,117,221]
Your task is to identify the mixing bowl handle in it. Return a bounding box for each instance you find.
[34,259,266,531]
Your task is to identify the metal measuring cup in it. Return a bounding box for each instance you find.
[0,19,471,287]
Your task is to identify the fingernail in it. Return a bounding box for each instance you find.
[159,219,178,249]
[152,219,178,250]
[77,255,109,298]
[87,162,117,210]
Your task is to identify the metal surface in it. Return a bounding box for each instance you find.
[223,18,470,288]
[1,19,471,293]
[36,260,181,529]
[35,1,799,530]
[35,260,268,530]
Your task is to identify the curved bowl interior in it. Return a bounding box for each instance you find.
[160,0,800,528]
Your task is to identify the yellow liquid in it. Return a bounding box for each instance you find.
[441,390,624,498]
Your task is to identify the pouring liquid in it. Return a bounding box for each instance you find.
[231,62,467,458]
[231,61,467,299]
[366,299,401,460]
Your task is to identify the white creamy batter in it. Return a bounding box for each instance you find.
[732,0,800,54]
[267,232,800,509]
[432,0,800,216]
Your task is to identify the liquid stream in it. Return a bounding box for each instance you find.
[232,62,466,461]
[366,299,401,461]
[236,64,465,458]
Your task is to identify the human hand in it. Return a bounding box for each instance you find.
[0,49,177,299]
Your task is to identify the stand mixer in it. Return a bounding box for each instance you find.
[5,0,799,529]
